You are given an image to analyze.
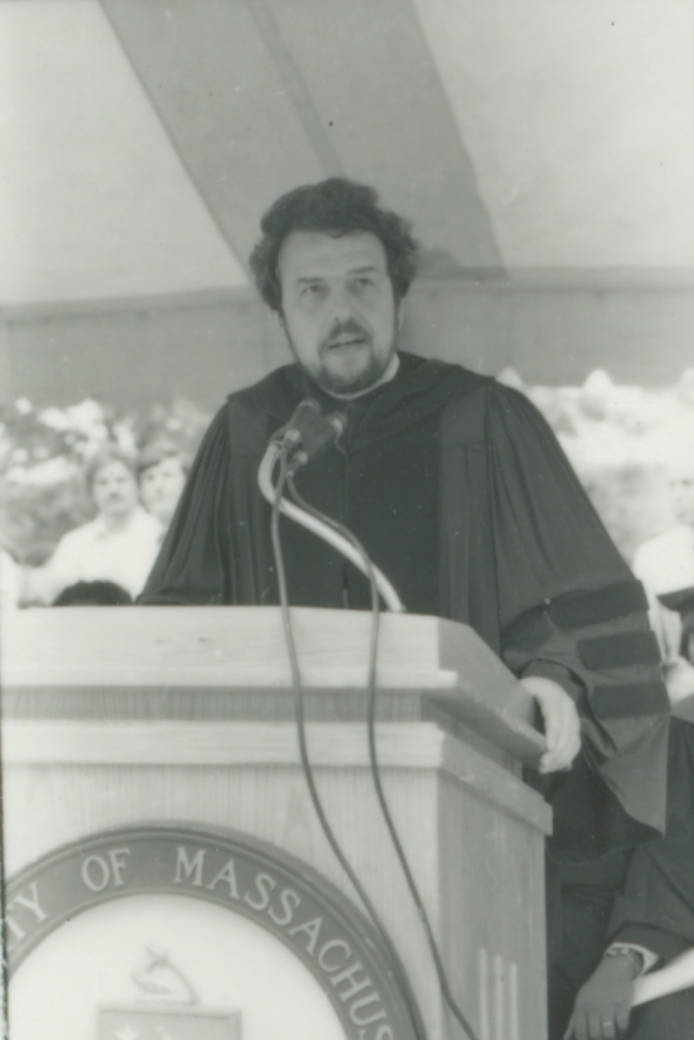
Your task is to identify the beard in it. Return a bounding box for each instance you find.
[286,318,398,397]
[315,349,391,396]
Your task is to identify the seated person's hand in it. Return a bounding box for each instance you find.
[564,953,637,1039]
[520,675,581,773]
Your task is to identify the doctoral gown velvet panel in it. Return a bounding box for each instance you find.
[142,352,669,854]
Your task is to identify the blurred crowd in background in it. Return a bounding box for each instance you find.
[0,395,205,608]
[2,368,693,693]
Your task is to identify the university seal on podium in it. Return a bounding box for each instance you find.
[97,946,241,1039]
[5,824,423,1040]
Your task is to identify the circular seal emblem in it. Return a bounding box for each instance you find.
[5,824,424,1040]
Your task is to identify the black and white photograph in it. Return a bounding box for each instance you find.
[2,3,694,1039]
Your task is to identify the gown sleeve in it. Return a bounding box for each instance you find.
[483,384,670,853]
[139,404,235,604]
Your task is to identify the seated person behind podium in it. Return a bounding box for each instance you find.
[140,175,670,988]
[565,715,694,1040]
[24,447,161,604]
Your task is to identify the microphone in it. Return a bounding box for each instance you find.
[277,399,346,473]
[257,401,404,612]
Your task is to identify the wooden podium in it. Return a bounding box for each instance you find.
[2,607,552,1040]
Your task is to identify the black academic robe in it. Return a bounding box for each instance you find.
[142,351,669,855]
[549,717,694,1039]
[601,717,694,1039]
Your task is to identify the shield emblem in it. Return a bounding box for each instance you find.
[98,1004,241,1039]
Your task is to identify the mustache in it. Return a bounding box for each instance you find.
[320,320,370,351]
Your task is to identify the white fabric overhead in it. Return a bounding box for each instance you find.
[0,1,247,305]
[2,0,693,307]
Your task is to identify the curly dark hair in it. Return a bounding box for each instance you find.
[249,177,420,313]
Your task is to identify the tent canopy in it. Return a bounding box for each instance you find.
[2,0,693,308]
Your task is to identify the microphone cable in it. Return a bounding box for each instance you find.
[258,439,404,613]
[285,475,482,1040]
[268,441,428,1040]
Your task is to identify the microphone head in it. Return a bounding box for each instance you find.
[271,399,319,446]
[291,399,322,420]
[277,399,347,473]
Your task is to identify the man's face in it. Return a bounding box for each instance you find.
[277,230,400,396]
[91,460,138,520]
[139,457,187,525]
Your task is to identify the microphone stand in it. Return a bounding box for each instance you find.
[257,439,405,613]
[257,419,480,1040]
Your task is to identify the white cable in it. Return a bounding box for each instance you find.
[258,441,405,613]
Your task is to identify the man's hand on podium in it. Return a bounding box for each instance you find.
[520,676,582,773]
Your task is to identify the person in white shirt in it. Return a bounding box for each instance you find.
[137,439,188,532]
[631,471,694,705]
[632,523,694,606]
[25,447,162,604]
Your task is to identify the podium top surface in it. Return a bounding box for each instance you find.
[2,606,545,763]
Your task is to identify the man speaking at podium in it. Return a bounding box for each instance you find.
[141,178,669,1032]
